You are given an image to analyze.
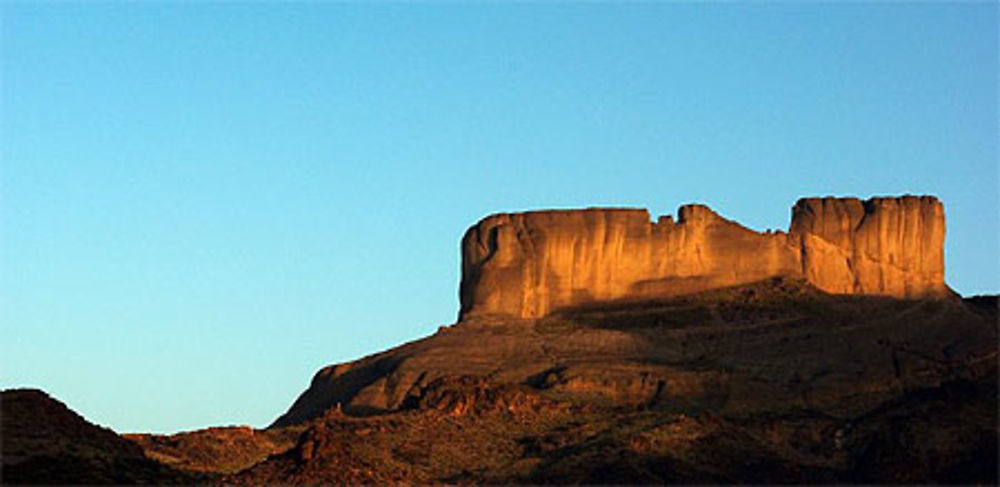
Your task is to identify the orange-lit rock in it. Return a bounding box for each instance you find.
[791,196,947,298]
[460,196,948,319]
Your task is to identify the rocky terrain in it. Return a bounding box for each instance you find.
[3,196,997,484]
[276,277,993,427]
[234,370,996,484]
[252,277,996,484]
[124,425,303,475]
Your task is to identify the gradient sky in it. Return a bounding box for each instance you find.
[2,3,996,434]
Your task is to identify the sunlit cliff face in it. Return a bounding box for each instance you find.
[460,196,948,320]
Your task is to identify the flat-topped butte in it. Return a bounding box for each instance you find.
[460,196,947,319]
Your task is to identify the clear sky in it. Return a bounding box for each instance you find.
[2,3,996,434]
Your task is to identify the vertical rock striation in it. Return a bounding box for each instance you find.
[791,196,946,299]
[460,196,948,320]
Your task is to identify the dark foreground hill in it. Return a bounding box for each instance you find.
[4,279,997,484]
[0,389,192,484]
[0,390,301,483]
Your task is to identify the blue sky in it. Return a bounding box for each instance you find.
[2,3,996,433]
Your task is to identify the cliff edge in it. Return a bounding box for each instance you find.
[460,196,948,319]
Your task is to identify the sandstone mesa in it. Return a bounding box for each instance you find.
[460,195,947,319]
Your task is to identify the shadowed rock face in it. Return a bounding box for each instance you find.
[460,196,948,319]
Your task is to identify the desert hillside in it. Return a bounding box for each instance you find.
[251,278,997,484]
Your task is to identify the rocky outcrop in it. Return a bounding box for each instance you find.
[792,196,946,299]
[125,426,300,475]
[460,196,949,319]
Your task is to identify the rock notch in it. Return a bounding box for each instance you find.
[460,195,948,319]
